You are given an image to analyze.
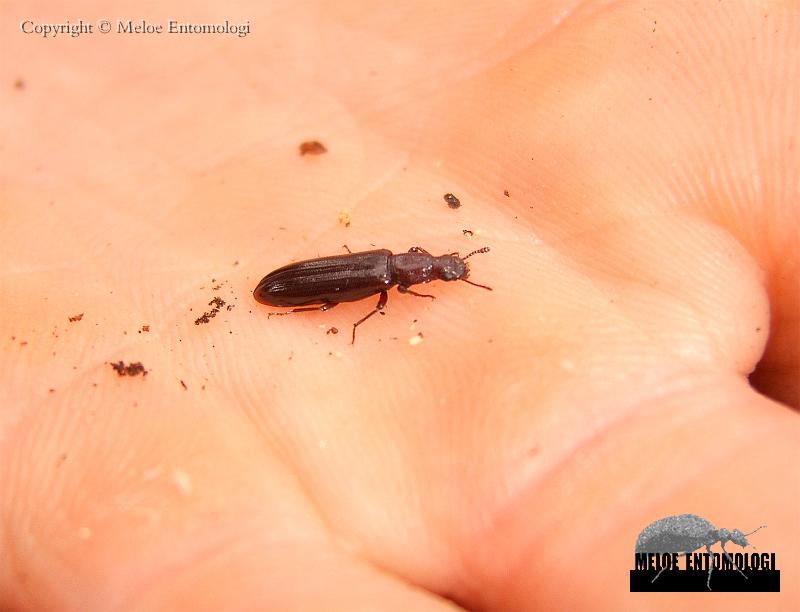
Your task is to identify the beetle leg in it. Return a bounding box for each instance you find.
[705,543,715,590]
[719,542,749,582]
[341,244,352,253]
[408,246,431,255]
[650,565,668,584]
[268,302,338,318]
[351,290,388,344]
[398,285,436,299]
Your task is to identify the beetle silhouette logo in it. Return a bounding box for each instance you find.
[635,514,766,590]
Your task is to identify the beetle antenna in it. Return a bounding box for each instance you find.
[461,278,492,291]
[745,525,767,537]
[463,246,490,259]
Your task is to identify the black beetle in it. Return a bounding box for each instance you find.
[253,246,491,343]
[635,513,766,590]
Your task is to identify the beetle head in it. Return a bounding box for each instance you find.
[434,255,467,281]
[720,525,766,547]
[730,529,749,546]
[435,247,493,290]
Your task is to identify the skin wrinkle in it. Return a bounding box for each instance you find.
[493,366,726,517]
[520,214,766,374]
[227,382,344,548]
[605,209,766,362]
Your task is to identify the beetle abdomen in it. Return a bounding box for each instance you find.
[635,514,716,553]
[254,249,393,306]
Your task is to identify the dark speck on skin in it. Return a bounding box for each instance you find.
[195,297,226,325]
[299,140,327,155]
[443,193,461,209]
[110,361,148,377]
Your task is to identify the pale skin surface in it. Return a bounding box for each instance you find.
[1,1,798,610]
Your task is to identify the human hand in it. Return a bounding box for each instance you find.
[2,1,797,609]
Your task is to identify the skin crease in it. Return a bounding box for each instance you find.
[1,0,798,610]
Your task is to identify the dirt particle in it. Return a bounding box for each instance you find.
[180,379,188,390]
[299,140,327,155]
[338,210,351,227]
[443,193,461,209]
[504,190,510,197]
[68,313,84,322]
[409,333,424,346]
[327,327,339,335]
[110,361,148,377]
[462,229,474,237]
[195,297,226,325]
